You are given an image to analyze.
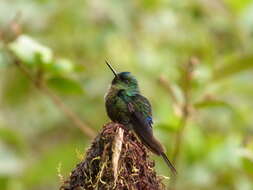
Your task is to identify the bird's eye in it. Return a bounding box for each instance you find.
[112,78,117,84]
[123,78,129,84]
[119,76,129,83]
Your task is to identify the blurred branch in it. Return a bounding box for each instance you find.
[172,57,197,164]
[158,75,179,105]
[158,76,182,117]
[1,17,96,139]
[159,57,198,189]
[13,59,96,139]
[172,58,198,189]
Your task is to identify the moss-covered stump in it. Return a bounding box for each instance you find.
[60,122,165,190]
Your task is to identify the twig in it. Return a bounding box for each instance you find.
[158,75,179,105]
[172,58,196,164]
[2,16,96,139]
[160,57,198,189]
[158,76,182,117]
[112,126,124,185]
[13,59,96,139]
[172,106,189,164]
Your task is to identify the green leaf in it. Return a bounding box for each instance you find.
[0,127,26,154]
[213,54,253,81]
[2,71,31,106]
[156,122,178,132]
[8,35,53,65]
[224,0,252,13]
[47,58,74,74]
[47,77,84,95]
[0,178,8,190]
[194,99,232,109]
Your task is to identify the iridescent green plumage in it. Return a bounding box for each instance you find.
[105,62,177,175]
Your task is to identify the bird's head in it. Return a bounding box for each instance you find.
[106,61,139,93]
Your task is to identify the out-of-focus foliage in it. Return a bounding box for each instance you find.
[0,0,253,190]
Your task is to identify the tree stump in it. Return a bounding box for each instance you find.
[60,122,166,190]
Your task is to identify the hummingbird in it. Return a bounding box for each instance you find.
[105,61,177,175]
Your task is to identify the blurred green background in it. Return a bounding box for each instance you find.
[0,0,253,189]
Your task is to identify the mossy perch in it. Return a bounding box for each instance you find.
[60,122,166,190]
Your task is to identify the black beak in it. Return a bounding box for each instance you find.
[105,60,118,78]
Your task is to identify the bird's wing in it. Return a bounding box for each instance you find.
[131,94,153,126]
[118,92,158,151]
[117,91,153,127]
[118,92,177,174]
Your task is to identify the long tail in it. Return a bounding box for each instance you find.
[139,134,177,175]
[161,152,177,175]
[129,110,177,175]
[132,122,177,175]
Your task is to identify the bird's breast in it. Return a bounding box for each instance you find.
[105,88,130,124]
